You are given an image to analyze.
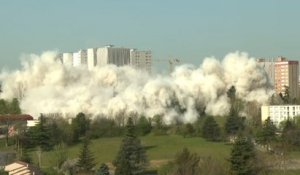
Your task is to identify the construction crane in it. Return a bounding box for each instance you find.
[153,58,180,74]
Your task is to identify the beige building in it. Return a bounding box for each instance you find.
[73,49,87,67]
[87,48,97,70]
[62,53,73,66]
[5,161,42,175]
[97,45,130,67]
[130,49,152,73]
[274,57,299,99]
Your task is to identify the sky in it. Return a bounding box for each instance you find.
[0,0,300,71]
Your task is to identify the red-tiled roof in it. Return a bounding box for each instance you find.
[0,114,33,121]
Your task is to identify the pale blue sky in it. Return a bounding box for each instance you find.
[0,0,300,70]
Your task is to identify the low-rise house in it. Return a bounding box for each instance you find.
[4,161,42,175]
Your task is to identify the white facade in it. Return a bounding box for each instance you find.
[97,46,130,66]
[87,48,97,70]
[73,49,87,67]
[62,53,73,66]
[130,49,152,73]
[261,105,300,126]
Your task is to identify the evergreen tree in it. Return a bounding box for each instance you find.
[77,137,96,173]
[28,115,53,151]
[0,99,8,114]
[173,148,200,175]
[9,98,21,114]
[136,116,152,136]
[229,135,257,175]
[202,116,221,141]
[97,163,110,175]
[225,86,245,136]
[113,117,148,175]
[256,117,277,151]
[182,123,195,138]
[71,112,90,143]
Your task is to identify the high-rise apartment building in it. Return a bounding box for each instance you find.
[73,50,87,67]
[62,53,73,66]
[274,57,299,99]
[257,58,275,85]
[257,57,299,99]
[130,49,152,73]
[97,45,130,66]
[87,48,97,70]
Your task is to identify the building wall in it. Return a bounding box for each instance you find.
[97,46,130,67]
[257,58,275,86]
[87,48,97,70]
[130,49,152,73]
[73,50,87,67]
[62,53,73,66]
[261,105,300,126]
[274,58,299,99]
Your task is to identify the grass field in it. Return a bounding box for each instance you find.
[35,135,232,169]
[1,135,300,174]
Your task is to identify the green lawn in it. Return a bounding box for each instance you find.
[33,135,231,169]
[2,135,300,175]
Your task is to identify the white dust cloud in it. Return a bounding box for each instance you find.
[0,51,273,123]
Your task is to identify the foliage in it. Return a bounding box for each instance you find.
[90,116,124,138]
[202,116,221,141]
[71,112,90,143]
[9,98,21,114]
[136,116,152,136]
[0,99,9,114]
[96,163,110,175]
[27,115,53,151]
[229,135,257,175]
[181,123,195,138]
[171,148,200,175]
[113,117,148,175]
[256,117,277,151]
[159,148,227,175]
[152,115,167,136]
[281,119,300,149]
[225,86,245,136]
[77,137,96,173]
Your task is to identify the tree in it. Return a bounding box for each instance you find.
[113,117,148,175]
[77,137,96,174]
[225,86,245,136]
[172,148,200,175]
[9,98,21,114]
[182,123,195,138]
[202,116,221,141]
[136,116,152,136]
[0,99,8,114]
[96,163,110,175]
[71,112,90,143]
[225,107,245,136]
[31,115,53,151]
[229,135,257,175]
[256,117,277,151]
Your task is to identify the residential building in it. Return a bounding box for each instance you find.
[87,48,97,70]
[257,57,299,99]
[97,45,130,66]
[73,49,87,67]
[274,57,299,99]
[257,58,275,85]
[130,49,152,73]
[5,161,42,175]
[261,105,300,126]
[62,53,73,66]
